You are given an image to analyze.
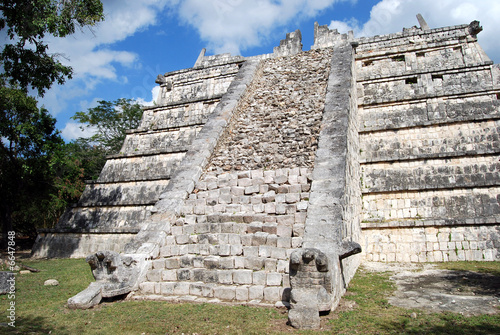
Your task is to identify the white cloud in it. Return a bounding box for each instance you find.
[172,0,349,55]
[329,0,500,63]
[135,85,161,107]
[39,0,171,116]
[61,122,98,142]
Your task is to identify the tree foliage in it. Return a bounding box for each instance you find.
[0,1,104,246]
[72,98,144,155]
[0,84,65,239]
[0,0,104,96]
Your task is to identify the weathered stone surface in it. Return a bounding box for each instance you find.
[67,251,147,309]
[44,279,59,286]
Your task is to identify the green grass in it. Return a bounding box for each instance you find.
[0,259,499,334]
[435,261,500,277]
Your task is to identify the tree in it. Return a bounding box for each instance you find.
[0,0,104,247]
[0,0,104,96]
[72,98,144,155]
[0,83,64,241]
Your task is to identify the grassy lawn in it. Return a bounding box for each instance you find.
[0,258,498,334]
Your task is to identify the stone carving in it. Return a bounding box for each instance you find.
[67,251,146,309]
[468,20,483,37]
[288,243,361,329]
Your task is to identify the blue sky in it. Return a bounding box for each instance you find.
[22,0,500,141]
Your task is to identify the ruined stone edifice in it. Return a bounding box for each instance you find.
[32,16,499,327]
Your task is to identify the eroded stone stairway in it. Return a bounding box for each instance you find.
[138,48,334,304]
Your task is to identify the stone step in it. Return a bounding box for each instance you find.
[139,98,220,130]
[97,152,185,183]
[358,94,500,133]
[78,180,170,206]
[56,205,154,230]
[118,126,201,156]
[138,280,289,304]
[150,255,289,276]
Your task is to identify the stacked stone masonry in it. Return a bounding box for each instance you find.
[208,48,333,171]
[357,22,500,262]
[140,167,312,304]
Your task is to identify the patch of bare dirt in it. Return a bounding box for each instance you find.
[364,262,500,316]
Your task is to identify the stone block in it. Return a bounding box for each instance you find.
[173,282,191,295]
[204,256,219,269]
[265,259,278,272]
[238,178,252,187]
[147,269,161,282]
[214,286,236,301]
[271,247,287,260]
[160,246,172,257]
[245,185,260,195]
[292,237,303,248]
[243,246,259,257]
[286,193,301,203]
[176,234,190,245]
[162,269,177,281]
[218,270,234,284]
[265,203,276,214]
[233,269,253,284]
[190,283,214,298]
[219,244,231,256]
[266,234,278,247]
[203,270,219,283]
[277,225,293,237]
[234,257,245,269]
[253,271,267,285]
[262,223,277,234]
[276,203,287,214]
[152,259,165,270]
[245,257,265,270]
[264,287,281,302]
[267,273,282,286]
[231,244,243,256]
[259,245,272,258]
[236,286,249,301]
[277,237,292,248]
[160,282,175,295]
[219,257,235,269]
[177,269,191,281]
[277,215,295,225]
[139,282,155,295]
[252,232,268,246]
[249,285,264,300]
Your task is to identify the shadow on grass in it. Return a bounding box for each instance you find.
[384,313,500,335]
[2,315,70,335]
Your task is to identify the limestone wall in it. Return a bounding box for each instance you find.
[156,61,242,105]
[139,167,311,304]
[357,22,500,262]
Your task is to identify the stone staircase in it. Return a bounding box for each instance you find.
[135,48,337,304]
[139,168,311,304]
